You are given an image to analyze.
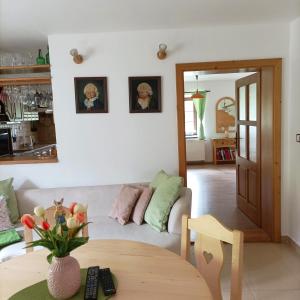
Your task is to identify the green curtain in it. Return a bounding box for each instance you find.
[193,92,206,140]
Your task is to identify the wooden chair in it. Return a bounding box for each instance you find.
[24,205,89,253]
[181,214,244,300]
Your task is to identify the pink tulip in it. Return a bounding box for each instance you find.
[21,214,35,229]
[69,202,77,215]
[75,212,85,224]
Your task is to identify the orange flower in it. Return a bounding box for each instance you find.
[69,202,77,215]
[42,220,50,231]
[21,214,35,229]
[75,212,85,224]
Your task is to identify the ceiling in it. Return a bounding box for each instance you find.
[184,72,256,82]
[1,0,300,51]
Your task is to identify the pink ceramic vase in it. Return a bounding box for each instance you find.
[47,255,81,299]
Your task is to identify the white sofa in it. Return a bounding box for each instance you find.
[0,183,192,262]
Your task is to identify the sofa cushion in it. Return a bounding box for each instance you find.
[0,178,19,223]
[0,195,13,231]
[145,175,183,232]
[109,186,141,225]
[15,185,123,219]
[0,229,21,249]
[131,186,153,225]
[168,187,192,234]
[0,226,40,263]
[88,215,181,254]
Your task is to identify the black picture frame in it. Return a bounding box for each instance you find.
[128,76,161,113]
[74,77,108,113]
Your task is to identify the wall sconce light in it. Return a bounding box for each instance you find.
[157,43,167,60]
[69,48,83,64]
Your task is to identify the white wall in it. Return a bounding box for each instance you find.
[0,24,290,203]
[284,17,300,245]
[185,80,236,161]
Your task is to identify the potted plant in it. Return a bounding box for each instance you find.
[21,201,89,299]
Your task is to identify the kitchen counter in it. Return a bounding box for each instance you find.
[0,144,58,165]
[13,143,56,155]
[0,155,58,165]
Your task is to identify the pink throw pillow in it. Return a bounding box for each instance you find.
[109,186,141,225]
[131,186,153,225]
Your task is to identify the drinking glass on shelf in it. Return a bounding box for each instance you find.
[19,53,26,65]
[1,54,12,66]
[11,54,17,66]
[26,52,34,65]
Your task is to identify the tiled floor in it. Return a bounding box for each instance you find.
[187,164,258,230]
[190,242,300,300]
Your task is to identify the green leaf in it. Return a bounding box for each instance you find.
[67,237,89,253]
[24,239,55,251]
[47,253,53,264]
[72,222,90,237]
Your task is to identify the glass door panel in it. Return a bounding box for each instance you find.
[249,126,257,162]
[239,86,246,120]
[239,125,247,158]
[249,83,257,121]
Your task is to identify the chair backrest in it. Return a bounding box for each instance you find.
[181,214,244,300]
[24,205,88,253]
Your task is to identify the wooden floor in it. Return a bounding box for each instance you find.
[187,164,258,230]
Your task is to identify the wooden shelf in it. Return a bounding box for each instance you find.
[0,77,51,86]
[0,64,51,86]
[0,64,51,75]
[212,138,236,165]
[0,156,58,165]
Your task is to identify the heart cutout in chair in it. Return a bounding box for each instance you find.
[203,251,213,264]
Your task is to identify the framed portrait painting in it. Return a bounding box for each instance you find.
[128,76,161,113]
[74,77,108,113]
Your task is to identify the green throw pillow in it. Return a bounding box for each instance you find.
[0,178,19,223]
[0,229,21,249]
[149,170,169,189]
[145,174,183,232]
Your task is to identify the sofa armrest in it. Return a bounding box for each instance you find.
[167,187,192,234]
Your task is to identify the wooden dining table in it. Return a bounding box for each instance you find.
[0,239,212,300]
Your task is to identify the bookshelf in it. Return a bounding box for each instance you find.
[211,138,236,164]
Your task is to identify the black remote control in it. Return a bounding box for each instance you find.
[84,266,100,300]
[99,268,116,296]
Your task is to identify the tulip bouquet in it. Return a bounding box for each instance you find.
[21,202,89,263]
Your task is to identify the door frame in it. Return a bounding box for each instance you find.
[176,58,282,242]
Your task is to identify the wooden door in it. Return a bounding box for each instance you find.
[236,73,261,226]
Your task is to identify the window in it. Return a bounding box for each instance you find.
[184,99,197,137]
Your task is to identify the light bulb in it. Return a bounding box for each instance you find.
[159,43,167,51]
[69,49,78,57]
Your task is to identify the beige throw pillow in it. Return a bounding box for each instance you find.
[131,186,153,225]
[109,186,141,225]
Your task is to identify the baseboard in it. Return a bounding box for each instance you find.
[186,161,213,165]
[243,228,271,242]
[281,236,300,255]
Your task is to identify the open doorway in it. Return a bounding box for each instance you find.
[176,59,282,242]
[184,71,258,231]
